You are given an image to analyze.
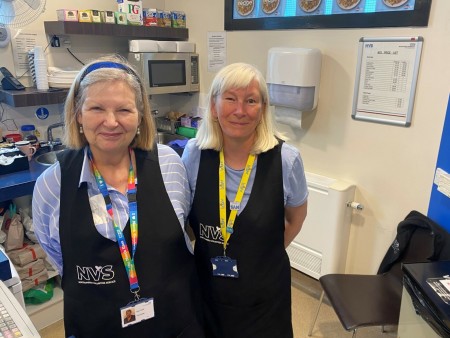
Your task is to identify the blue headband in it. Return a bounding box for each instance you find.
[80,61,134,81]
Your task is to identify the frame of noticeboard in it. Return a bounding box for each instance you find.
[224,0,432,31]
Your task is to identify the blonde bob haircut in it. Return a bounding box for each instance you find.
[195,62,284,154]
[63,54,155,150]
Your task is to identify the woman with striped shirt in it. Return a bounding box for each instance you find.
[32,55,204,338]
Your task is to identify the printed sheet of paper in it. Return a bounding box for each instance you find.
[352,37,423,127]
[207,32,226,72]
[10,31,38,77]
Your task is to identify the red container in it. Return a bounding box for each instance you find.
[4,133,22,143]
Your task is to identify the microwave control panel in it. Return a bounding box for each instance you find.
[191,55,199,85]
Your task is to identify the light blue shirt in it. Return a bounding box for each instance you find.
[181,139,308,213]
[32,144,192,275]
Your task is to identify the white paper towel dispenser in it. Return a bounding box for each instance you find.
[266,47,322,128]
[267,47,322,111]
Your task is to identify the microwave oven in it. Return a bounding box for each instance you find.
[128,52,199,95]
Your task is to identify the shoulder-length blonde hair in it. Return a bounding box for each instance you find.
[195,62,283,154]
[63,54,155,150]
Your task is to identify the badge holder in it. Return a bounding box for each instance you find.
[211,256,239,278]
[120,297,155,328]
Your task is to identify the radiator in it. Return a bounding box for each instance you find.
[287,172,356,279]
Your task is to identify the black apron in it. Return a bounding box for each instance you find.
[58,148,204,338]
[189,143,293,338]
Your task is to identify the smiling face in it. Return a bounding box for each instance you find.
[76,80,140,157]
[212,80,264,146]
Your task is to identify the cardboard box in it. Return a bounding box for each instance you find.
[143,8,158,26]
[91,10,102,23]
[171,11,186,28]
[56,9,78,22]
[101,10,115,24]
[160,10,172,27]
[117,0,143,25]
[115,11,128,25]
[78,10,93,23]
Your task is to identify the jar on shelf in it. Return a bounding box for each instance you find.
[20,124,38,145]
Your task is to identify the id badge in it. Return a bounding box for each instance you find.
[211,256,239,278]
[120,298,155,328]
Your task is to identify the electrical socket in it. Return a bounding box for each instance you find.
[51,35,71,48]
[59,35,71,49]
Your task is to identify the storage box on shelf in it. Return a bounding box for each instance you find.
[117,0,143,26]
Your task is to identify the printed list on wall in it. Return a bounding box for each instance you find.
[351,36,423,127]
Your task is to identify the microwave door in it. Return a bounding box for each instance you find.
[148,59,189,94]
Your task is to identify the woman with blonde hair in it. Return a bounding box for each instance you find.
[182,62,308,337]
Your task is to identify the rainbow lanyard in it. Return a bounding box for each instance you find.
[219,150,256,256]
[88,148,140,298]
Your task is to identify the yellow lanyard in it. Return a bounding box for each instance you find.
[219,150,256,255]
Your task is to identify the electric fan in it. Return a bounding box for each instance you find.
[0,0,46,28]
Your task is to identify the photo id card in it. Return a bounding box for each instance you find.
[211,256,239,278]
[120,298,155,328]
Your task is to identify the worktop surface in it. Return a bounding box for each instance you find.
[0,159,48,203]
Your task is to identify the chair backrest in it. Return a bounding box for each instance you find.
[387,227,435,283]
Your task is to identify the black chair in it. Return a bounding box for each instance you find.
[307,222,436,338]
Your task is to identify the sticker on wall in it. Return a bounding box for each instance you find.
[35,107,49,120]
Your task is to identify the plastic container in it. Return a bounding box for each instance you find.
[20,125,36,139]
[20,125,39,146]
[4,133,22,143]
[176,126,197,138]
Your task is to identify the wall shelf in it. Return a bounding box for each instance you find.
[44,21,189,41]
[0,87,68,108]
[1,23,188,108]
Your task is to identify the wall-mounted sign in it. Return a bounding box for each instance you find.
[225,0,431,30]
[351,36,423,127]
[35,107,49,120]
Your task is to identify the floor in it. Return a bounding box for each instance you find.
[39,269,398,338]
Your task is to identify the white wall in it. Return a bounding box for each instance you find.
[1,1,449,273]
[164,0,450,273]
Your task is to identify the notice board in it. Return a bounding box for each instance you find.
[352,37,423,127]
